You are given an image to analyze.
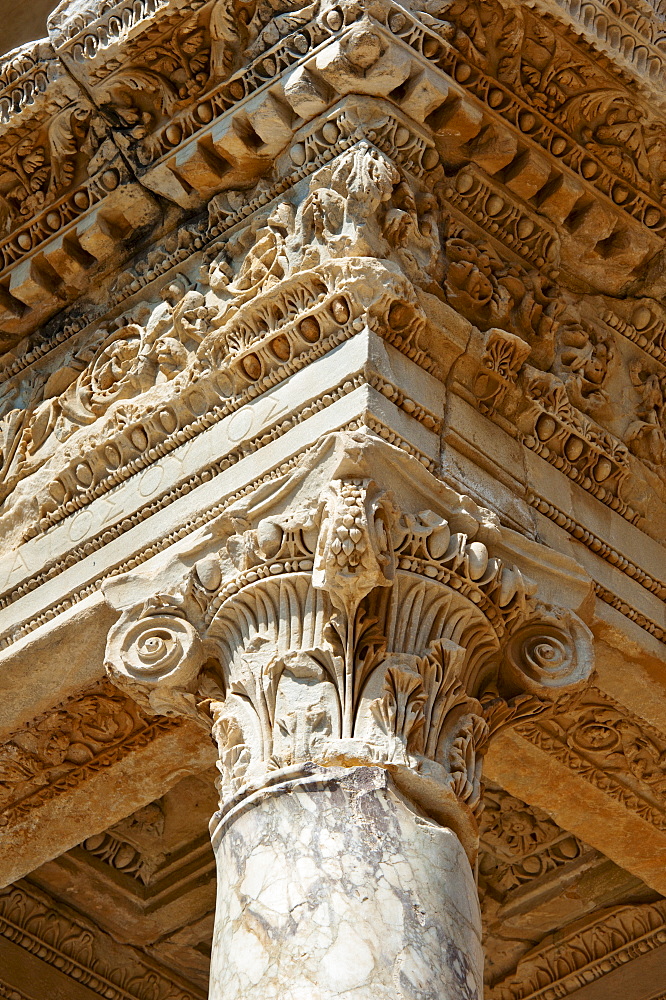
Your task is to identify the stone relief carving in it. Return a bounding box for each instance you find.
[472,327,531,413]
[521,370,631,497]
[605,298,666,365]
[479,783,588,896]
[205,138,443,315]
[489,899,666,1000]
[0,0,664,551]
[104,429,594,853]
[441,227,561,369]
[626,361,666,480]
[0,882,201,1000]
[0,277,208,507]
[0,106,660,553]
[0,2,663,996]
[0,0,662,312]
[444,0,666,195]
[81,800,166,883]
[553,321,614,415]
[517,687,666,829]
[0,681,179,830]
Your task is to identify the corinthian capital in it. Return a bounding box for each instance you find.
[104,429,594,853]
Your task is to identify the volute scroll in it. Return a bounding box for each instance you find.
[105,596,207,723]
[102,430,595,855]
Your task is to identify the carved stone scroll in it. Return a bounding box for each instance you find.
[6,0,666,994]
[104,428,594,999]
[104,430,593,839]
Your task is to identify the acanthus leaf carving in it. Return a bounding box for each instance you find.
[102,430,595,854]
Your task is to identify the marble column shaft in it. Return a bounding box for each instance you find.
[209,765,483,1000]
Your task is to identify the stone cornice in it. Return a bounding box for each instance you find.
[490,898,666,1000]
[0,1,664,575]
[0,0,665,355]
[0,881,205,1000]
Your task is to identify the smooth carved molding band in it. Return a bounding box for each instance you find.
[105,430,594,851]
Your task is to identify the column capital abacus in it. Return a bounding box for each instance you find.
[104,428,594,858]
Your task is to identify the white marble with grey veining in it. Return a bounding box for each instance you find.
[209,765,482,1000]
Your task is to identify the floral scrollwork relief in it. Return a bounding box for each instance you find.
[479,783,588,897]
[103,432,594,848]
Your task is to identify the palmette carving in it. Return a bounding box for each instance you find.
[489,898,666,1000]
[473,327,531,411]
[103,431,594,847]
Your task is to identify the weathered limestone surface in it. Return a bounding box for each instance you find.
[0,0,664,997]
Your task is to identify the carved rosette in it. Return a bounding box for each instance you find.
[103,432,594,853]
